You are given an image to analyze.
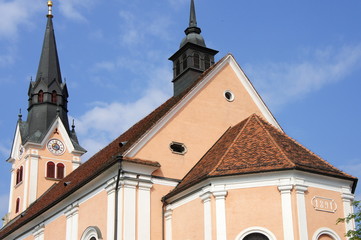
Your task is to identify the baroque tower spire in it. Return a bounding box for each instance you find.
[169,0,218,96]
[25,0,71,143]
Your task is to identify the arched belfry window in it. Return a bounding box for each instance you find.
[182,54,187,70]
[175,60,180,76]
[38,90,44,103]
[193,52,200,68]
[204,55,211,70]
[19,166,23,182]
[51,90,57,103]
[15,198,20,213]
[57,163,65,179]
[46,162,55,178]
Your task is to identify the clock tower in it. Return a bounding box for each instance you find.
[4,1,86,223]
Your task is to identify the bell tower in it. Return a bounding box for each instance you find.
[4,1,86,223]
[169,0,218,96]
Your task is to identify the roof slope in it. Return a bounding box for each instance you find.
[165,114,357,199]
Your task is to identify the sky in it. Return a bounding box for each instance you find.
[0,0,361,219]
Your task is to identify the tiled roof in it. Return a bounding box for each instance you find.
[0,55,225,239]
[165,114,357,199]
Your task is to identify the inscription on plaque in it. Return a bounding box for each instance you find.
[312,196,337,213]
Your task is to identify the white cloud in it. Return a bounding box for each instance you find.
[58,0,99,21]
[0,0,42,39]
[0,142,9,158]
[246,44,361,110]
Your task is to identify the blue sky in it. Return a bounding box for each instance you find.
[0,0,361,219]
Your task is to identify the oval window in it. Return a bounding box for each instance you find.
[170,142,187,155]
[224,90,235,102]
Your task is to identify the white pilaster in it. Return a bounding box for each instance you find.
[33,224,45,240]
[200,192,212,240]
[8,168,15,213]
[65,204,79,240]
[117,184,123,240]
[106,178,116,240]
[342,192,355,238]
[165,209,173,240]
[138,180,153,240]
[29,154,39,204]
[123,179,137,240]
[278,185,295,240]
[23,160,30,209]
[295,184,308,240]
[213,190,227,240]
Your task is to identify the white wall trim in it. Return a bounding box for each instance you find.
[65,204,79,240]
[28,154,39,205]
[312,227,341,240]
[32,224,45,240]
[213,190,228,240]
[165,209,173,240]
[235,226,277,240]
[105,178,116,240]
[341,193,355,237]
[80,226,103,240]
[123,179,137,240]
[295,184,308,240]
[8,168,15,213]
[278,184,294,240]
[200,192,212,240]
[23,161,29,209]
[137,181,152,240]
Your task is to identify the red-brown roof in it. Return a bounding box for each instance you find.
[165,114,357,200]
[0,55,225,239]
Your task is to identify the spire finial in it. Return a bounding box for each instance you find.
[189,0,197,27]
[71,119,75,131]
[18,109,22,121]
[47,0,53,18]
[56,105,60,116]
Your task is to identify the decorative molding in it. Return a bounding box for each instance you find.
[200,192,212,240]
[138,181,152,240]
[295,184,308,240]
[312,227,341,240]
[165,209,173,240]
[278,184,294,240]
[33,224,45,240]
[213,190,227,240]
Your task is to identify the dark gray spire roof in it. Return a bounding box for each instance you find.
[180,0,206,48]
[36,16,62,86]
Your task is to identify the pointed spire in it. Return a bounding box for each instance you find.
[35,0,62,86]
[189,0,197,28]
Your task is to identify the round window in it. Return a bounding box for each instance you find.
[224,90,235,102]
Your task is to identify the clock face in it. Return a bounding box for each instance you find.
[47,139,65,155]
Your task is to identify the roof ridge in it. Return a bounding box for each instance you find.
[209,115,253,175]
[253,114,296,168]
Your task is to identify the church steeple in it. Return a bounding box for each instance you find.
[169,0,218,96]
[23,1,79,147]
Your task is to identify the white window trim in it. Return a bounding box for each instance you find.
[312,227,341,240]
[80,226,103,240]
[235,226,277,240]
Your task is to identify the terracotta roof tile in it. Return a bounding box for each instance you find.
[165,114,357,199]
[0,55,226,238]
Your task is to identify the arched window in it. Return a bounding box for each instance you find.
[244,233,269,240]
[19,166,23,182]
[16,169,20,185]
[80,226,103,240]
[312,227,341,240]
[318,234,334,240]
[175,60,180,76]
[182,54,187,70]
[15,198,20,213]
[204,55,211,70]
[193,53,200,68]
[38,90,44,103]
[51,90,57,103]
[46,162,55,178]
[57,163,65,179]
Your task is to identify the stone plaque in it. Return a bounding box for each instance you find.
[312,196,337,213]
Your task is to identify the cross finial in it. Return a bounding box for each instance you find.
[18,109,22,121]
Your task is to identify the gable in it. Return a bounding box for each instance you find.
[129,55,281,179]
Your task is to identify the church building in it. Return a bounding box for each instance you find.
[0,1,357,240]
